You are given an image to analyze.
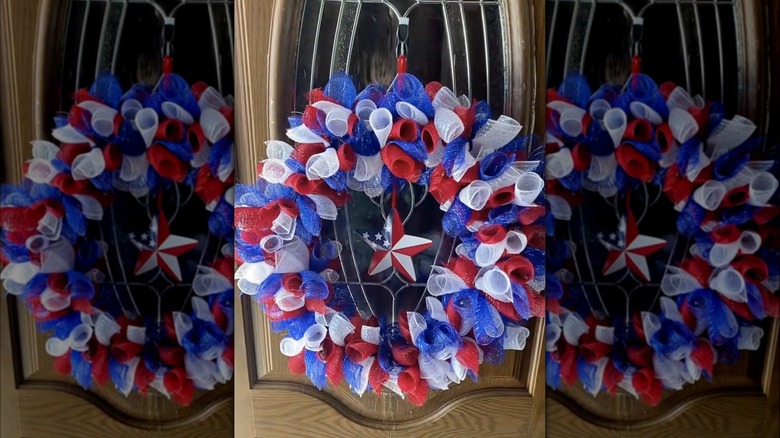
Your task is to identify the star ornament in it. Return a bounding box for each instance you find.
[133,210,198,282]
[600,210,666,282]
[359,209,432,282]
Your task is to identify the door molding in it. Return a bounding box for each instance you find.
[1,1,233,435]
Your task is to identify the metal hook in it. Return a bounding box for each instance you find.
[147,0,186,58]
[630,16,644,58]
[163,16,176,57]
[396,16,409,58]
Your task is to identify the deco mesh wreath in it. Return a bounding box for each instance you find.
[0,65,235,406]
[544,59,779,406]
[235,71,546,405]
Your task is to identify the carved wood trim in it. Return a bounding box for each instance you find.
[251,388,534,437]
[548,318,779,430]
[549,387,765,431]
[1,0,234,433]
[235,0,544,432]
[736,0,767,126]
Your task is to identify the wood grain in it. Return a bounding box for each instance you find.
[252,389,532,438]
[547,302,779,436]
[18,390,233,438]
[1,0,234,435]
[547,393,766,438]
[234,0,545,436]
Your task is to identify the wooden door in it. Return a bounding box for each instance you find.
[233,1,546,437]
[544,1,780,436]
[0,1,233,436]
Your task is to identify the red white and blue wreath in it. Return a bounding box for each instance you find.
[235,65,546,405]
[544,58,779,406]
[0,59,235,406]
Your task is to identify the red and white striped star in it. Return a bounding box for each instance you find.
[362,209,432,282]
[601,209,666,282]
[133,210,198,282]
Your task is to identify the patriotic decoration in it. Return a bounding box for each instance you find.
[600,209,666,282]
[545,57,779,405]
[235,66,546,405]
[360,209,432,282]
[132,204,199,281]
[0,61,235,406]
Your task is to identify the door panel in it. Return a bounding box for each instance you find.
[0,1,233,436]
[544,0,779,436]
[234,1,545,436]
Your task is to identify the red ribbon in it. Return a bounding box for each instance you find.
[318,338,345,386]
[291,143,326,165]
[337,143,357,171]
[52,143,86,172]
[191,81,209,101]
[164,367,195,406]
[482,293,520,320]
[603,360,624,395]
[345,340,379,364]
[454,105,476,139]
[559,342,578,386]
[487,185,515,208]
[690,339,714,375]
[368,359,390,394]
[381,143,424,182]
[497,256,534,284]
[656,123,674,153]
[188,123,207,153]
[221,345,235,368]
[659,82,677,101]
[518,205,546,225]
[421,122,440,153]
[398,365,429,406]
[721,185,749,207]
[90,343,111,385]
[522,225,546,249]
[631,366,654,394]
[389,119,419,142]
[288,351,307,376]
[429,165,462,205]
[148,144,189,182]
[302,105,323,132]
[111,339,143,364]
[425,82,443,101]
[391,344,420,367]
[102,143,123,171]
[616,144,657,183]
[624,119,653,142]
[663,165,695,205]
[156,118,185,142]
[53,350,72,375]
[445,300,462,332]
[578,334,611,363]
[134,359,156,394]
[753,206,780,225]
[626,345,654,367]
[571,143,591,171]
[158,345,186,367]
[476,224,507,244]
[447,256,479,288]
[711,224,740,244]
[455,341,480,374]
[680,257,711,286]
[733,255,768,284]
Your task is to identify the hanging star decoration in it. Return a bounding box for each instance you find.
[132,209,199,282]
[358,208,432,282]
[599,209,666,282]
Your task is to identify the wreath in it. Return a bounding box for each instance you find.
[0,62,235,406]
[235,69,545,406]
[544,58,779,406]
